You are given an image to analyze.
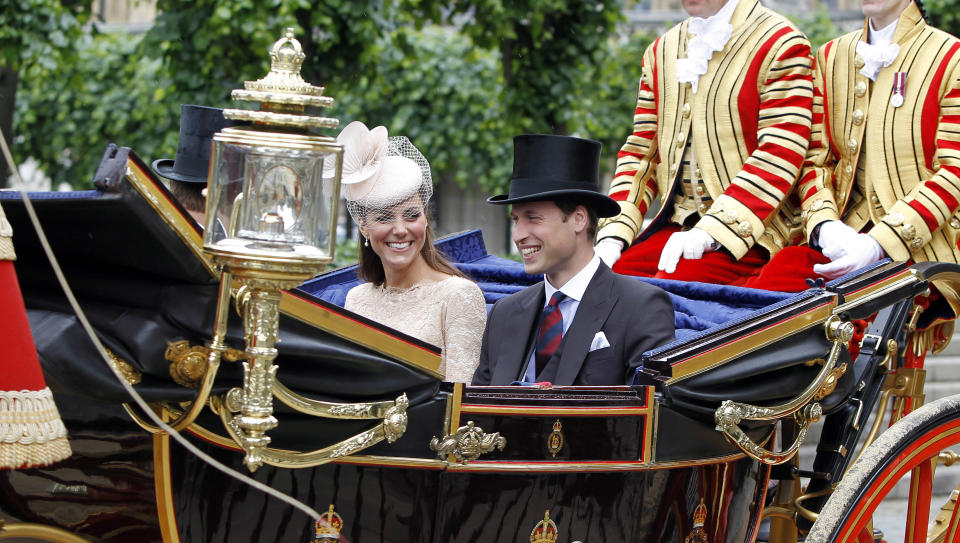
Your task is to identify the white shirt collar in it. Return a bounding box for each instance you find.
[869,17,898,46]
[544,253,601,304]
[677,0,739,93]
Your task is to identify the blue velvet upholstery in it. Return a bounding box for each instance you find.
[297,229,801,341]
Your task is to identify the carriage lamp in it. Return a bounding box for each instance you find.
[202,28,343,471]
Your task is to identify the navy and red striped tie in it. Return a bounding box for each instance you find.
[535,292,567,376]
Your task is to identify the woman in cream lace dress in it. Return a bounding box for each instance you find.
[338,122,486,382]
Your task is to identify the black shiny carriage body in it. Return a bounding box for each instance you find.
[1,146,955,542]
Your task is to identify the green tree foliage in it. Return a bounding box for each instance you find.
[0,0,91,181]
[0,0,90,71]
[925,0,960,37]
[14,32,176,189]
[8,0,653,195]
[402,0,625,135]
[339,27,513,190]
[792,4,839,49]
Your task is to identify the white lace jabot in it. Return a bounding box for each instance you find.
[677,0,739,93]
[345,276,487,383]
[858,19,899,81]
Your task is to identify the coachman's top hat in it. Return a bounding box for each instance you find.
[487,134,620,218]
[151,104,244,184]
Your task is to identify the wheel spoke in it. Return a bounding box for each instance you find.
[905,458,934,543]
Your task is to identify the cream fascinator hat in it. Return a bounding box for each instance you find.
[336,121,433,222]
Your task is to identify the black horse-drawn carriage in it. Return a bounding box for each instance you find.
[2,141,960,543]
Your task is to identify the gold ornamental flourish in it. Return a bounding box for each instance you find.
[713,317,853,465]
[166,340,247,389]
[104,348,142,385]
[216,394,408,469]
[430,421,506,464]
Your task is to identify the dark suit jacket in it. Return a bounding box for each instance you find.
[471,263,675,386]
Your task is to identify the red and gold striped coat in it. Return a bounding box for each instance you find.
[798,4,960,268]
[597,0,813,259]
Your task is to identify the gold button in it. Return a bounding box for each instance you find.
[682,103,691,118]
[838,189,846,201]
[847,138,858,153]
[694,167,702,178]
[696,185,705,195]
[871,194,880,204]
[901,223,917,240]
[812,199,825,211]
[737,221,753,237]
[855,54,865,69]
[844,164,853,175]
[855,81,867,97]
[698,203,708,213]
[910,237,923,250]
[950,218,960,229]
[672,162,679,173]
[852,110,864,125]
[722,211,738,224]
[677,132,686,145]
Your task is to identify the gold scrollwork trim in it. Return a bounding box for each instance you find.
[713,329,849,465]
[105,348,141,385]
[430,421,506,463]
[0,520,90,542]
[272,381,399,419]
[444,450,754,472]
[166,340,245,389]
[215,394,409,469]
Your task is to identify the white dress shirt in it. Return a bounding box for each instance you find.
[521,253,602,382]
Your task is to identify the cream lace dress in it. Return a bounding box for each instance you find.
[345,276,487,382]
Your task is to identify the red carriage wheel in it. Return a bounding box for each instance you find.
[808,394,960,542]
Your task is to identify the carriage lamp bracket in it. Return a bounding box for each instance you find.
[216,392,409,469]
[714,319,852,465]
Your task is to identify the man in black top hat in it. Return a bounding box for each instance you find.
[472,135,675,386]
[152,104,242,226]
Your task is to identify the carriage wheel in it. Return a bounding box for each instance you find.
[807,394,960,542]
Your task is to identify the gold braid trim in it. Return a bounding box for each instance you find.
[0,236,14,261]
[0,387,72,469]
[0,200,15,261]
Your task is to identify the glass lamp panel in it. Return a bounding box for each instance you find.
[204,135,340,261]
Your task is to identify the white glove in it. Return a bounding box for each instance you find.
[658,227,718,274]
[813,220,886,279]
[595,238,625,267]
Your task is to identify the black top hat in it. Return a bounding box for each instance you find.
[487,134,620,218]
[151,104,244,184]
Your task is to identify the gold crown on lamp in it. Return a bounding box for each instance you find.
[313,504,344,542]
[530,510,559,543]
[225,27,338,129]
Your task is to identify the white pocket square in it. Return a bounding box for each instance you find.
[589,331,611,352]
